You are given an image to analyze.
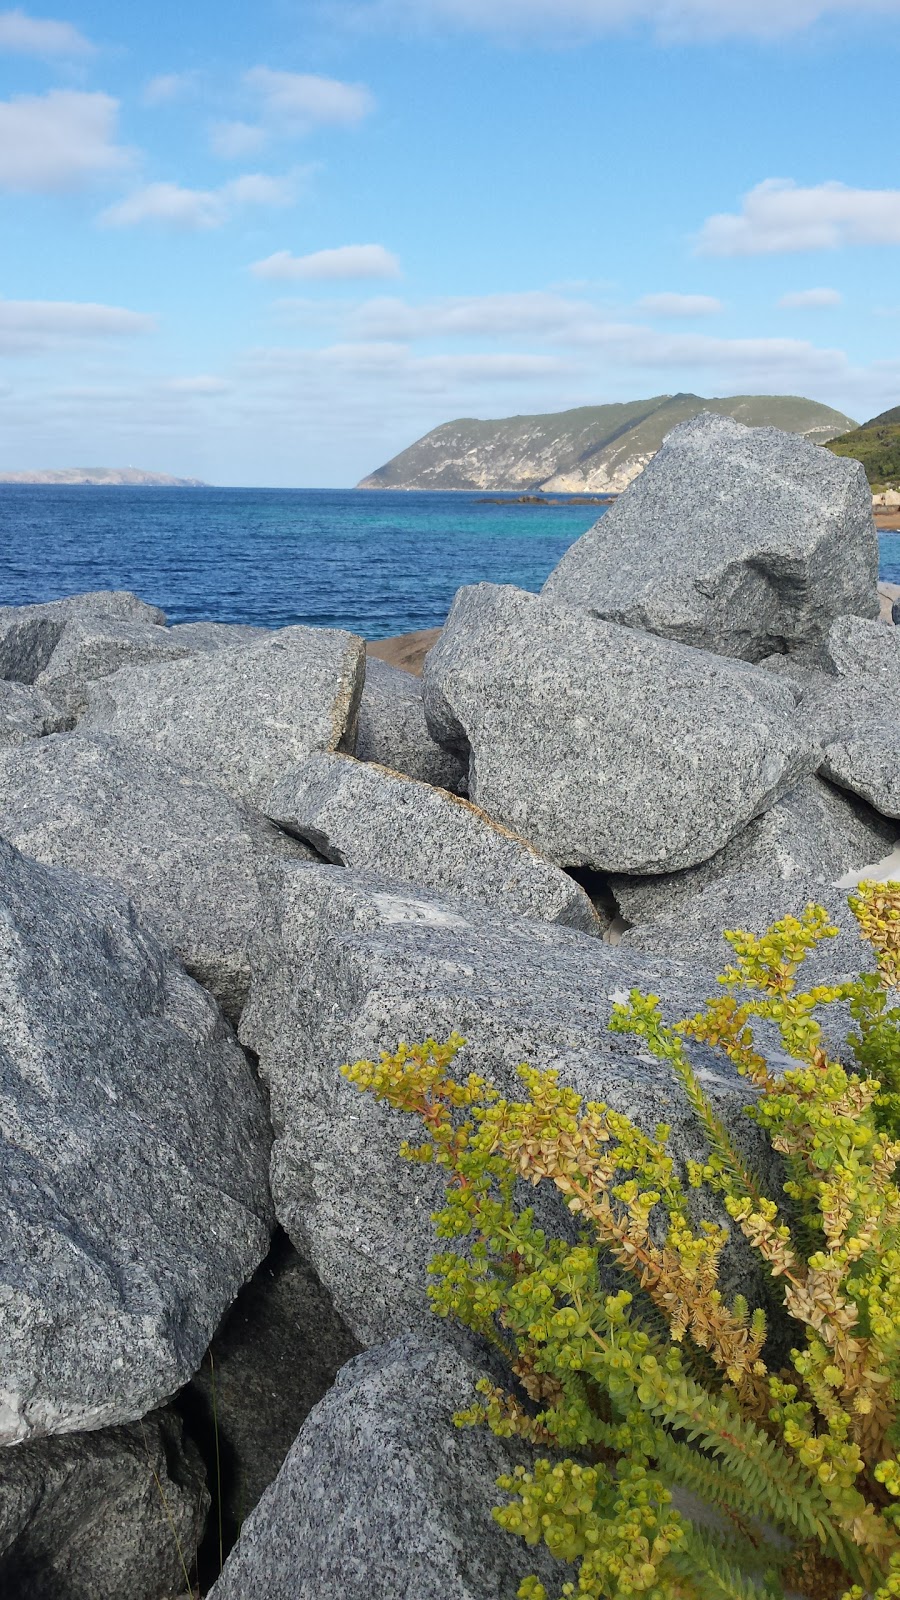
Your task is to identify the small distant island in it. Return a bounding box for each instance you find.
[0,468,208,487]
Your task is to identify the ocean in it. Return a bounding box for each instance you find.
[0,485,897,639]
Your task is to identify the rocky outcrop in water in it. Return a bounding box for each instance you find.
[0,412,896,1597]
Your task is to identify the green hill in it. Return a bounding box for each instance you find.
[823,406,900,489]
[358,393,858,493]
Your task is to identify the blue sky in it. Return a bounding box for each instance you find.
[1,0,899,485]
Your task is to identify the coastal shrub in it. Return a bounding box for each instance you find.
[344,882,900,1600]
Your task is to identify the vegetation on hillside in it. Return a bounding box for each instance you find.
[824,409,900,489]
[347,883,900,1600]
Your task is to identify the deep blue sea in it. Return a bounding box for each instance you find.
[0,485,897,639]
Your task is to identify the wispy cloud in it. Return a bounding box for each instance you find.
[0,297,155,355]
[245,68,375,130]
[0,7,92,56]
[0,91,131,193]
[210,120,267,158]
[697,180,900,256]
[252,244,401,281]
[777,287,843,309]
[100,171,300,229]
[142,72,199,107]
[336,0,900,43]
[635,292,724,316]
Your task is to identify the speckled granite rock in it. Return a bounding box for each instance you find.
[620,873,869,978]
[187,1233,359,1533]
[207,1333,572,1600]
[165,621,270,650]
[0,837,273,1443]
[541,413,878,661]
[610,776,898,925]
[0,732,315,1020]
[35,617,199,719]
[0,682,66,745]
[820,613,900,686]
[423,584,817,875]
[80,626,366,806]
[355,656,467,792]
[823,723,900,819]
[266,751,600,932]
[239,863,775,1346]
[0,1408,208,1600]
[0,590,165,683]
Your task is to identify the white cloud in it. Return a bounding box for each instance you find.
[210,119,267,158]
[0,7,91,55]
[777,286,843,308]
[244,68,375,131]
[697,180,900,256]
[341,0,900,42]
[100,172,298,229]
[0,91,130,193]
[252,244,401,281]
[160,375,232,394]
[142,73,198,107]
[0,297,155,354]
[636,292,723,316]
[351,290,596,340]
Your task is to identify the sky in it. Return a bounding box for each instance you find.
[1,1,900,484]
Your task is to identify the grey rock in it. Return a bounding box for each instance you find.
[187,1232,359,1532]
[795,673,896,746]
[610,776,898,926]
[166,621,270,650]
[0,1408,208,1600]
[240,863,773,1346]
[0,591,165,683]
[35,617,199,720]
[355,656,468,792]
[0,682,66,746]
[821,613,900,686]
[823,723,900,819]
[0,837,273,1443]
[620,873,869,979]
[208,1333,571,1600]
[0,732,316,1022]
[81,626,366,806]
[266,751,600,933]
[423,584,818,875]
[541,412,878,661]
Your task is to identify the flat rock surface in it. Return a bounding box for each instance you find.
[0,838,273,1443]
[355,656,467,792]
[423,583,818,875]
[541,412,878,660]
[208,1333,571,1600]
[0,1408,208,1600]
[35,617,200,719]
[240,863,772,1346]
[266,751,600,932]
[81,626,366,806]
[0,732,315,1020]
[610,775,898,925]
[823,722,900,819]
[620,873,871,977]
[0,590,165,683]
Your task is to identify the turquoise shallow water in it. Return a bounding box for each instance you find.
[0,485,896,638]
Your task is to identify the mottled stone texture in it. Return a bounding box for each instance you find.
[355,655,468,792]
[80,626,367,806]
[0,590,165,683]
[0,682,65,746]
[240,863,774,1347]
[823,725,900,819]
[0,1408,208,1600]
[541,413,878,661]
[610,776,897,926]
[0,838,273,1443]
[423,584,817,875]
[821,613,900,685]
[208,1334,572,1600]
[266,751,599,932]
[0,732,315,1020]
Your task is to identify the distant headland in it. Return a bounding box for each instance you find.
[0,468,208,487]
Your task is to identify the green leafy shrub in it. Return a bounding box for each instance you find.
[344,883,900,1600]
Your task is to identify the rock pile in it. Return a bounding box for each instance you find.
[0,413,897,1598]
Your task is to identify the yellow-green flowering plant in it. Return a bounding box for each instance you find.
[344,883,900,1600]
